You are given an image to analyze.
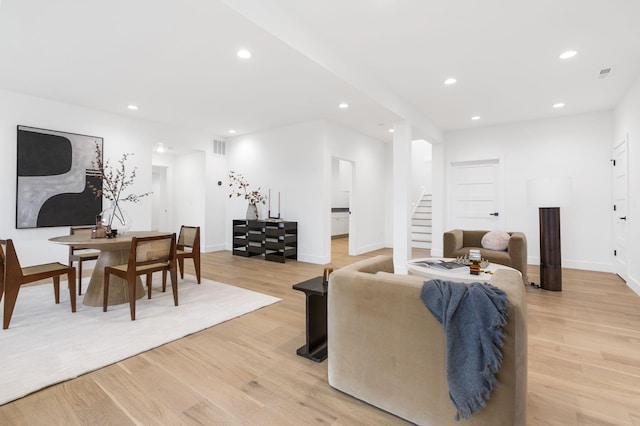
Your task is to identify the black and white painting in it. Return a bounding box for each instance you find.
[16,126,103,228]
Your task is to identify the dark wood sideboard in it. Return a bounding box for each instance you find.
[232,219,298,263]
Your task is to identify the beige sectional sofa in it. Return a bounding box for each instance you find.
[327,255,527,426]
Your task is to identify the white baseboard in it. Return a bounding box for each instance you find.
[297,253,330,264]
[527,257,613,273]
[204,244,226,253]
[352,242,385,256]
[626,275,640,297]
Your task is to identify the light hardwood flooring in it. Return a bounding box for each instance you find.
[1,237,639,425]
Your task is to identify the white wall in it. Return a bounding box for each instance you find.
[411,139,432,204]
[205,150,229,252]
[226,121,327,263]
[326,123,386,256]
[444,111,613,272]
[614,74,640,295]
[0,89,211,265]
[331,158,350,208]
[173,151,207,242]
[226,120,386,264]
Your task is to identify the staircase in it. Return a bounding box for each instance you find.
[411,193,432,249]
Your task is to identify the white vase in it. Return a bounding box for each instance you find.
[246,203,259,220]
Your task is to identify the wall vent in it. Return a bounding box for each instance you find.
[212,139,226,156]
[599,68,611,79]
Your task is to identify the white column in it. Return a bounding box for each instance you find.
[430,142,445,257]
[393,120,412,274]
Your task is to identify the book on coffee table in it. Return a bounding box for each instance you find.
[411,260,468,272]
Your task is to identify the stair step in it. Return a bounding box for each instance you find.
[412,241,432,249]
[411,226,431,233]
[411,237,431,243]
[412,220,431,227]
[412,193,432,251]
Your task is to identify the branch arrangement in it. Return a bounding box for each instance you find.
[228,171,266,205]
[89,142,152,227]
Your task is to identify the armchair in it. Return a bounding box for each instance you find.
[443,229,528,284]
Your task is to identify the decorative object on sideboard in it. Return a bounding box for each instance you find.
[228,171,266,220]
[527,176,572,291]
[268,188,282,220]
[89,142,152,236]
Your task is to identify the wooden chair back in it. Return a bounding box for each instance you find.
[131,233,176,267]
[68,226,99,295]
[103,233,178,321]
[178,226,199,251]
[177,226,201,284]
[69,226,95,256]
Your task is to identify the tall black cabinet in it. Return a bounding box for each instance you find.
[232,219,298,263]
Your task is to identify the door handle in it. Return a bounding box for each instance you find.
[489,212,499,216]
[620,216,627,221]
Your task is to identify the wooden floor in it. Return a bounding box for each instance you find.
[1,238,639,425]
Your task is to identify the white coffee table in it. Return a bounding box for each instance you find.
[407,257,520,284]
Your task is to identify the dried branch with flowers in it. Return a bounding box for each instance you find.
[89,142,152,228]
[228,171,266,205]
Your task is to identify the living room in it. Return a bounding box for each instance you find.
[1,1,640,424]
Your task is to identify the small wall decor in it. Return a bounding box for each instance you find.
[16,125,103,228]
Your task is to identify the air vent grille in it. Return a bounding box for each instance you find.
[212,139,226,156]
[599,68,611,79]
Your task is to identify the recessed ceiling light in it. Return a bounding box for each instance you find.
[157,146,165,153]
[127,105,138,110]
[471,116,481,121]
[237,49,252,59]
[444,78,457,85]
[339,103,349,109]
[559,50,577,60]
[389,129,395,133]
[553,103,565,109]
[228,129,236,134]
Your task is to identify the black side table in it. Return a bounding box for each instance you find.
[292,276,328,362]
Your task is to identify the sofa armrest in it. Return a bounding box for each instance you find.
[508,232,528,283]
[443,229,464,257]
[328,266,451,423]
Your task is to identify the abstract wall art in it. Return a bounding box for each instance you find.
[16,125,103,228]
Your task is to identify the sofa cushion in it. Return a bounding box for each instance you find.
[481,231,511,251]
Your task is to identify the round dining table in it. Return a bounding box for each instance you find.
[49,231,170,307]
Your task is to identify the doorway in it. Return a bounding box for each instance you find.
[449,158,505,230]
[331,158,354,255]
[612,137,629,281]
[151,166,169,231]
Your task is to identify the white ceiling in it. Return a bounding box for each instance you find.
[1,0,640,146]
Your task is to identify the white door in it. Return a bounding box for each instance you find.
[449,159,504,230]
[612,138,629,280]
[151,166,169,231]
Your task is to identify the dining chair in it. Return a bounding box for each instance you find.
[0,239,76,329]
[176,225,201,284]
[68,226,99,295]
[103,233,178,321]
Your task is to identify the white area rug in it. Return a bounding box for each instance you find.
[0,275,280,405]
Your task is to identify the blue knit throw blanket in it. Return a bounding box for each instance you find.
[420,279,510,420]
